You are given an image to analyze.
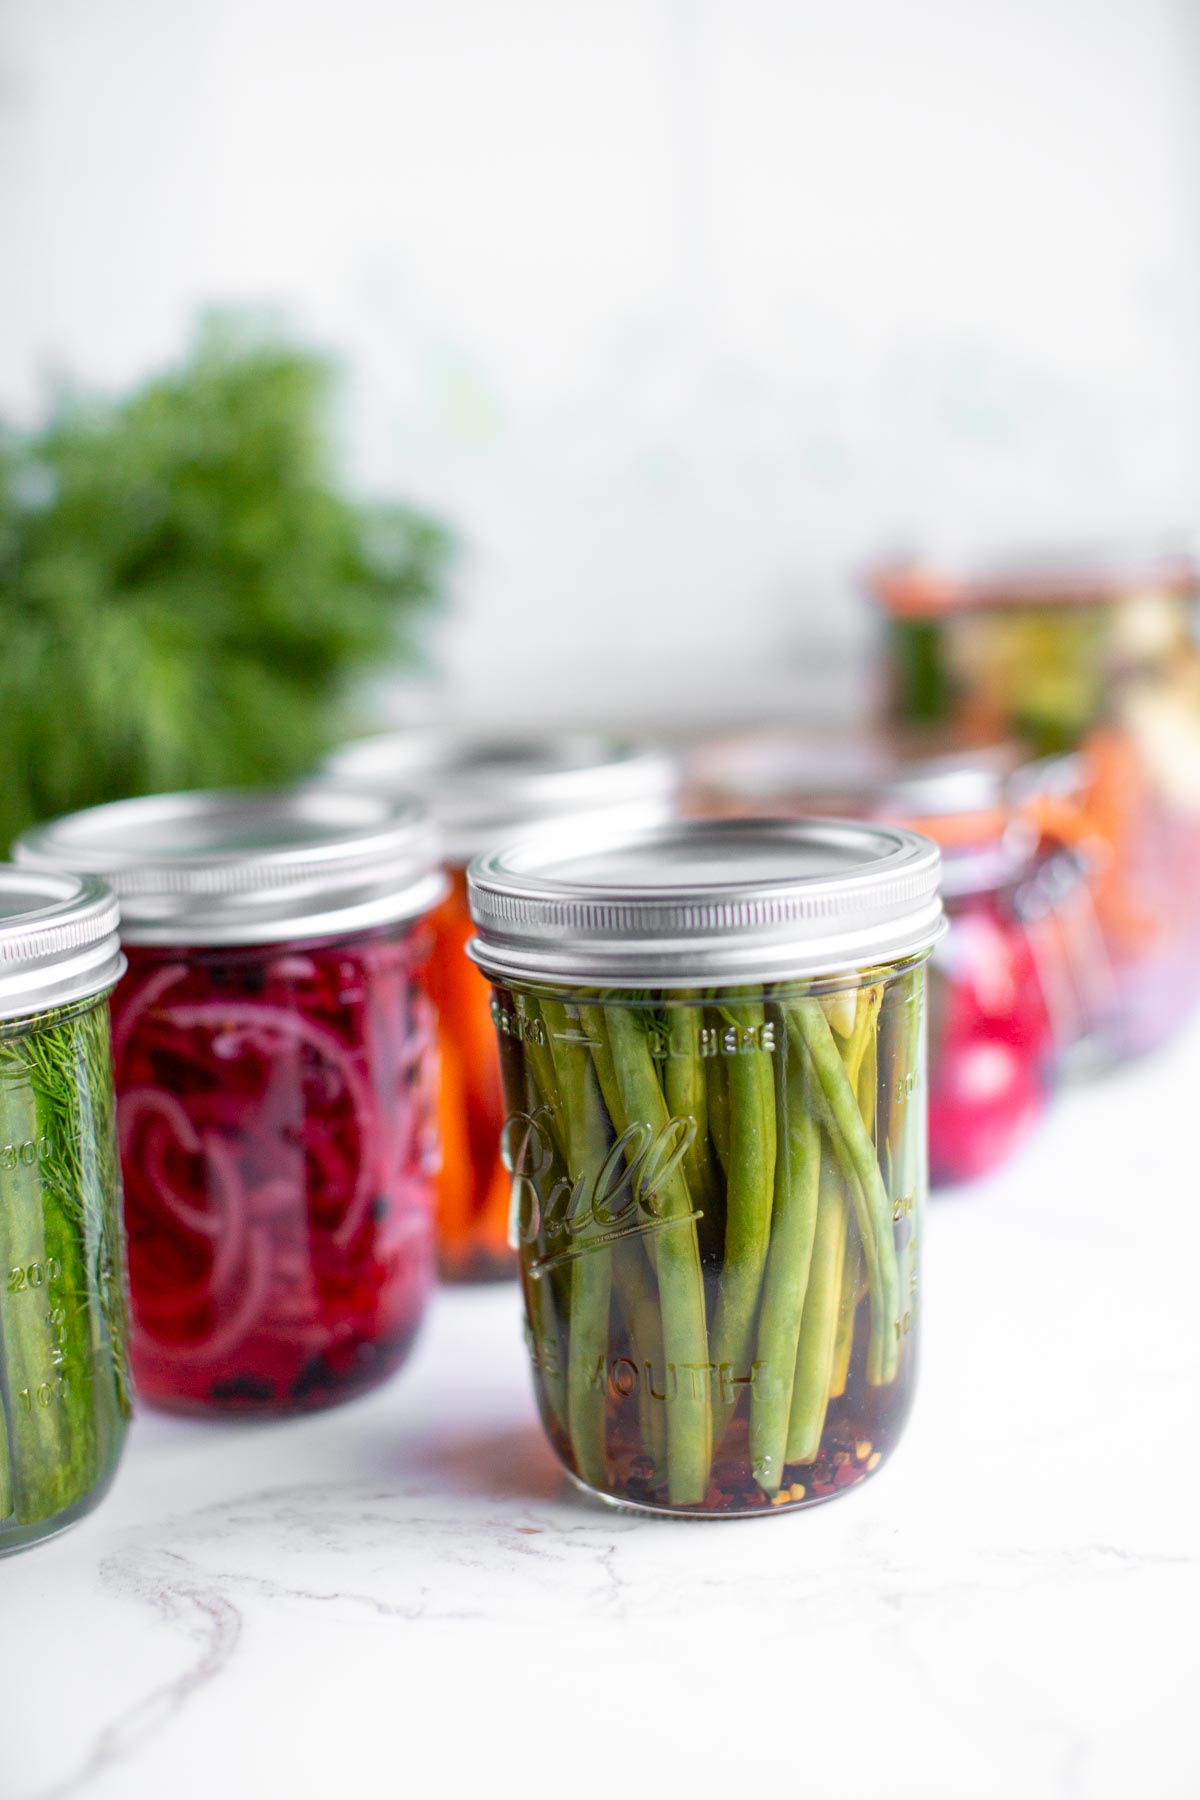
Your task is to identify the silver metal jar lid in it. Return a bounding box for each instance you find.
[0,867,124,1021]
[688,732,1038,901]
[467,817,944,987]
[688,730,1018,822]
[322,731,676,863]
[15,787,446,947]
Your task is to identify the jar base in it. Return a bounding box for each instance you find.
[0,1454,124,1558]
[132,1321,424,1417]
[561,1457,885,1521]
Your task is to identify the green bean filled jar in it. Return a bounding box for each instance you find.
[0,869,131,1553]
[468,819,944,1517]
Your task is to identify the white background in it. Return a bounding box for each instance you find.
[3,0,1199,720]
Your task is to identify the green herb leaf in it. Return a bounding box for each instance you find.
[0,312,453,850]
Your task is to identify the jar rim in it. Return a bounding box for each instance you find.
[0,866,125,1019]
[687,729,1019,825]
[868,541,1199,620]
[14,786,447,946]
[321,730,676,863]
[467,816,945,987]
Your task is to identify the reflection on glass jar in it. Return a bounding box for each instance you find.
[321,732,676,1282]
[16,787,444,1415]
[0,869,130,1554]
[468,818,944,1517]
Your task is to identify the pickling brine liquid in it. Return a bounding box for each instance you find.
[491,966,925,1516]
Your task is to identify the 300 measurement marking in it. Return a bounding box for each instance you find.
[0,1136,53,1172]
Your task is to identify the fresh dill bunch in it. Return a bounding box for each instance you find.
[0,313,452,849]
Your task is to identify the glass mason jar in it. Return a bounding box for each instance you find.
[0,868,131,1553]
[684,731,1070,1185]
[467,818,945,1517]
[17,789,445,1415]
[322,733,675,1282]
[869,547,1198,756]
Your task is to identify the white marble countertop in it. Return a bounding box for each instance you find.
[2,1028,1198,1800]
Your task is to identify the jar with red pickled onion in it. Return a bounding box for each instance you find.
[16,788,445,1414]
[320,733,676,1282]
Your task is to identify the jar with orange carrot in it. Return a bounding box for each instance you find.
[322,735,676,1279]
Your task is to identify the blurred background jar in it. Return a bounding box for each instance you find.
[1014,724,1200,1062]
[0,869,130,1552]
[683,730,1100,1186]
[868,545,1198,753]
[16,789,444,1415]
[321,734,676,1282]
[870,547,1200,1062]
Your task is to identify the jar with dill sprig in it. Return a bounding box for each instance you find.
[0,867,131,1554]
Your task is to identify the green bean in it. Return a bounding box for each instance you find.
[542,1003,614,1492]
[828,1225,861,1400]
[705,1040,731,1176]
[787,1138,849,1462]
[601,1006,712,1506]
[522,1263,569,1441]
[710,1004,777,1444]
[856,1008,879,1137]
[885,967,924,1360]
[613,1242,668,1477]
[663,997,717,1218]
[501,1001,572,1436]
[788,999,900,1386]
[0,1063,75,1521]
[827,998,877,1403]
[0,1398,10,1520]
[577,1003,626,1144]
[578,1001,659,1275]
[749,1025,820,1493]
[578,997,671,1485]
[519,1000,569,1167]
